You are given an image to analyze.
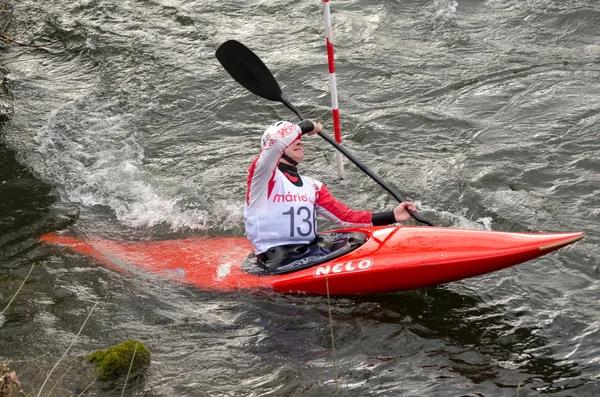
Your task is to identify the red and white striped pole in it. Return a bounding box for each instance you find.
[322,0,344,179]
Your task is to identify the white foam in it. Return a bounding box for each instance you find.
[475,217,494,230]
[216,262,232,280]
[431,0,459,29]
[35,97,243,232]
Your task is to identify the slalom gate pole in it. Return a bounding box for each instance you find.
[322,0,344,180]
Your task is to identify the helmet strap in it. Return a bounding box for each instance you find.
[281,154,299,167]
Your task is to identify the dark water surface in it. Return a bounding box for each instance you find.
[1,0,599,395]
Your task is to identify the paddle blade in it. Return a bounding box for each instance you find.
[216,40,284,103]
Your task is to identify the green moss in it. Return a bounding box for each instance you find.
[87,339,151,381]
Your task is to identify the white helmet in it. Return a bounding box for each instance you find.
[261,121,295,148]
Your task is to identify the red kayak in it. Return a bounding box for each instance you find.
[39,226,584,295]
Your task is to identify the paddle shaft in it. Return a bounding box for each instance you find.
[281,98,435,227]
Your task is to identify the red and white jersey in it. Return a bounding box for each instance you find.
[244,122,372,254]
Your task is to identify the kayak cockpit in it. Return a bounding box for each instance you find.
[242,231,367,275]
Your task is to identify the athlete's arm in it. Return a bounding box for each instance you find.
[246,121,317,209]
[314,183,372,226]
[314,183,410,226]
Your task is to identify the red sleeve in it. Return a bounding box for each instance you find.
[314,183,372,226]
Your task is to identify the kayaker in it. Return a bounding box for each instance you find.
[244,120,418,270]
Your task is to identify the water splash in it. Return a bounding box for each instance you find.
[34,97,242,232]
[431,0,459,29]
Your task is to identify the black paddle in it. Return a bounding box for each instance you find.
[216,39,435,227]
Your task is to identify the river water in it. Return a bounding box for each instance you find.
[1,0,599,395]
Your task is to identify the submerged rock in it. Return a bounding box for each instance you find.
[87,339,151,381]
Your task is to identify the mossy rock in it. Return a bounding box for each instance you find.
[87,339,151,381]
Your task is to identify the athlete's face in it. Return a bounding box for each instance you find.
[284,140,304,163]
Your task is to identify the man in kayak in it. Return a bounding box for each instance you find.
[244,120,418,272]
